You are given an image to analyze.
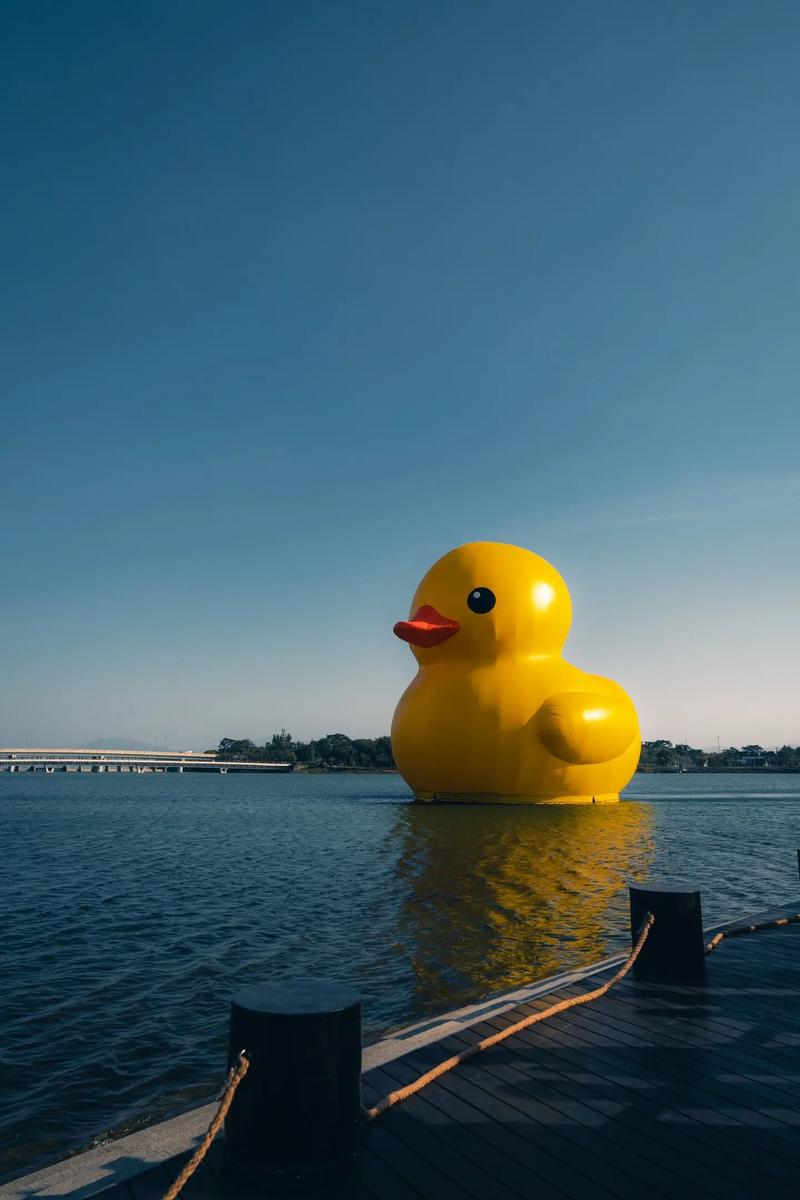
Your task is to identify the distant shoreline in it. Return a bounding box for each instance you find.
[215,735,800,775]
[637,766,800,775]
[294,766,399,774]
[291,765,800,776]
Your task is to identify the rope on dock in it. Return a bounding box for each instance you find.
[363,911,655,1121]
[705,912,800,954]
[161,1050,250,1200]
[159,915,655,1191]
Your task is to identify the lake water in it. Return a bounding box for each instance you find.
[2,770,800,1179]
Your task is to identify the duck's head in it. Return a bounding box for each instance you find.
[394,541,572,665]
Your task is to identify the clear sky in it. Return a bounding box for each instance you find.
[2,1,798,751]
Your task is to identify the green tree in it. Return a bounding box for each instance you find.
[216,738,262,761]
[314,734,355,767]
[265,729,296,764]
[372,736,394,768]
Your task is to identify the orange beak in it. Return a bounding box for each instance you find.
[394,605,460,648]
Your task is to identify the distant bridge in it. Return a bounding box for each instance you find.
[0,748,292,774]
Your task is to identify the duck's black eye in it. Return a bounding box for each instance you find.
[467,587,496,614]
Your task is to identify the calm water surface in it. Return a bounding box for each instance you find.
[2,771,800,1178]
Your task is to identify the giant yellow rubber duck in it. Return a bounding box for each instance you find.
[391,541,640,804]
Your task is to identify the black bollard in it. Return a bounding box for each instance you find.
[629,882,705,984]
[223,977,362,1194]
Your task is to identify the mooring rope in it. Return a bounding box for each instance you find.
[364,911,655,1120]
[705,911,800,954]
[158,903,800,1194]
[162,1050,250,1200]
[161,915,655,1195]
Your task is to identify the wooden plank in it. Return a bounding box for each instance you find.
[509,1000,800,1139]
[356,1143,427,1200]
[377,1049,639,1200]
[476,1014,800,1187]
[494,1032,796,1190]
[377,1051,716,1200]
[490,989,771,1064]
[536,982,800,1063]
[365,1105,521,1200]
[572,1018,800,1112]
[575,971,800,1043]
[704,968,800,1006]
[616,963,800,1020]
[436,1009,800,1191]
[364,1066,571,1200]
[588,962,800,1014]
[497,1006,800,1148]
[365,1122,482,1200]
[415,1029,760,1200]
[541,984,800,1103]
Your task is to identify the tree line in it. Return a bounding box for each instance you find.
[640,740,800,771]
[213,733,800,772]
[214,731,395,769]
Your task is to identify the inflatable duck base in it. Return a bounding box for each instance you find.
[392,541,641,807]
[413,791,621,805]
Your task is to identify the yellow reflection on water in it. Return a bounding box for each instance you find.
[393,801,654,1014]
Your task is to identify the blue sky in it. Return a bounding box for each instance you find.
[2,1,798,749]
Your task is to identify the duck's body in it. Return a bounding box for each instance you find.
[391,542,640,804]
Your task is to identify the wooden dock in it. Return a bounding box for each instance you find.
[9,904,800,1200]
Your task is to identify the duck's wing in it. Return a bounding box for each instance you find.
[535,689,638,765]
